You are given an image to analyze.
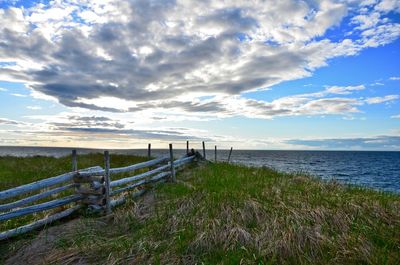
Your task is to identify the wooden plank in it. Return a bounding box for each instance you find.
[186,141,189,154]
[202,141,206,159]
[0,194,83,221]
[109,155,169,174]
[89,190,147,213]
[169,144,176,182]
[74,166,104,177]
[111,171,170,195]
[82,195,106,206]
[104,151,111,215]
[90,181,103,190]
[0,172,75,201]
[0,183,78,212]
[174,155,195,168]
[73,174,105,184]
[110,190,146,209]
[110,164,169,187]
[75,186,105,196]
[228,147,233,162]
[0,165,106,201]
[0,205,82,241]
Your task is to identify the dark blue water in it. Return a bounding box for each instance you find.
[228,150,400,193]
[0,146,399,193]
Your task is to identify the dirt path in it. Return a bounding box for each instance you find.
[5,191,156,265]
[5,218,86,265]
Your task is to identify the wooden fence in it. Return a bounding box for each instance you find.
[0,143,204,241]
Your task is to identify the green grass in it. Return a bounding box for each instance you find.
[1,157,400,264]
[0,153,149,189]
[0,153,149,233]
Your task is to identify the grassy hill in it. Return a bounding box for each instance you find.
[1,155,400,264]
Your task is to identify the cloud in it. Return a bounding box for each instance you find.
[370,82,384,86]
[113,84,393,120]
[56,127,204,141]
[391,114,400,119]
[375,0,400,13]
[26,105,42,110]
[365,95,399,104]
[389,76,400,80]
[0,113,210,147]
[10,93,27,97]
[0,117,24,125]
[48,115,126,129]
[0,0,398,118]
[286,135,400,150]
[323,85,366,95]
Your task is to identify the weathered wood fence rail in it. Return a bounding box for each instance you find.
[0,143,202,241]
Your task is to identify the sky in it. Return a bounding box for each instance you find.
[0,0,399,150]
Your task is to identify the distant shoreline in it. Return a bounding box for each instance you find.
[1,145,399,152]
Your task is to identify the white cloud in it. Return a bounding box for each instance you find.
[26,105,42,110]
[324,85,366,95]
[352,12,382,30]
[10,93,27,97]
[0,7,28,33]
[370,82,384,86]
[365,94,399,104]
[391,114,400,118]
[375,0,400,13]
[389,76,400,80]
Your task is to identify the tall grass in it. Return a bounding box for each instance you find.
[1,159,400,264]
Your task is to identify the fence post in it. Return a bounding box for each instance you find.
[72,149,81,193]
[147,143,151,158]
[169,144,176,182]
[104,151,111,215]
[186,140,189,155]
[72,149,77,172]
[227,147,233,163]
[215,145,217,162]
[202,141,206,159]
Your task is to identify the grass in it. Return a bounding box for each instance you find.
[1,156,400,264]
[0,153,149,189]
[0,153,149,233]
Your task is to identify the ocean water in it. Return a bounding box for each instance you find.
[0,146,399,193]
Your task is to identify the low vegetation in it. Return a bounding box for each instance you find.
[0,154,149,234]
[1,155,400,264]
[0,153,149,190]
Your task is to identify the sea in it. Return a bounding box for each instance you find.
[0,146,399,193]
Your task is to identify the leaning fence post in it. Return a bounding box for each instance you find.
[202,141,206,159]
[72,149,77,172]
[169,144,176,182]
[104,151,111,215]
[227,147,233,163]
[148,143,151,158]
[186,140,189,155]
[215,145,217,162]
